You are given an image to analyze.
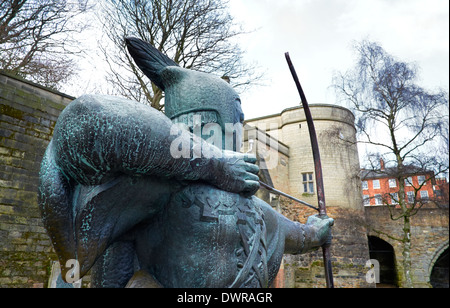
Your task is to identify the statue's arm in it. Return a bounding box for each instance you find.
[41,94,260,279]
[257,198,333,255]
[52,95,259,195]
[281,216,316,255]
[283,214,334,254]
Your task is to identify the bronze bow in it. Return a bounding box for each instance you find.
[284,52,334,288]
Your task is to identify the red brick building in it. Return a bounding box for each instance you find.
[360,160,448,207]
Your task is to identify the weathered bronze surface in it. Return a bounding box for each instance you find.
[38,38,333,288]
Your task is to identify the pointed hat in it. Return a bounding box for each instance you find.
[126,37,243,127]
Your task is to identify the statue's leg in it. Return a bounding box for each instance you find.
[38,140,76,279]
[91,240,136,288]
[72,175,174,278]
[40,140,176,281]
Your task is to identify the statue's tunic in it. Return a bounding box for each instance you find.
[135,184,286,288]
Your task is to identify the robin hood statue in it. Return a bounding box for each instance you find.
[39,38,333,288]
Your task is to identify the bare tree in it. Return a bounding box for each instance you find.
[0,0,90,89]
[333,40,449,288]
[97,0,262,111]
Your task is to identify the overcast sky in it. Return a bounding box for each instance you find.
[227,0,449,119]
[68,0,449,121]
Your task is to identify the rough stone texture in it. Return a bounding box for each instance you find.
[279,203,372,288]
[0,72,72,287]
[365,206,449,288]
[246,105,373,288]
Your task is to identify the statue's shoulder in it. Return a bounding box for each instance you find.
[64,94,149,113]
[58,94,166,127]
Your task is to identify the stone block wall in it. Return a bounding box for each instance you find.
[1,72,447,288]
[279,200,373,288]
[365,206,449,287]
[0,72,73,287]
[246,105,373,288]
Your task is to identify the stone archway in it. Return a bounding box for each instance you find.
[368,236,398,287]
[429,241,449,288]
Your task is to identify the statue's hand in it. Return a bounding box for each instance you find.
[206,150,260,196]
[306,214,334,249]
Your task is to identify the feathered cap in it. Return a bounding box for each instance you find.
[125,37,244,128]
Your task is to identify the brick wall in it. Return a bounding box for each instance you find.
[0,72,73,287]
[362,173,438,206]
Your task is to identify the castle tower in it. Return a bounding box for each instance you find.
[244,104,373,288]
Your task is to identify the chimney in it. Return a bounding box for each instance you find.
[380,158,385,171]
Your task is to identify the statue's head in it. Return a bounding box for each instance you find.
[126,37,244,151]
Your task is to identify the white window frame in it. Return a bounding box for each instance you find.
[405,177,413,186]
[388,178,397,188]
[407,191,415,203]
[362,181,368,190]
[302,172,314,194]
[418,175,426,186]
[390,193,399,205]
[373,180,380,189]
[363,194,370,206]
[420,190,429,201]
[374,194,383,205]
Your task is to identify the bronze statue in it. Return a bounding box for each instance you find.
[38,38,333,288]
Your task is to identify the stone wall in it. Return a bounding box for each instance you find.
[365,206,449,287]
[279,201,372,288]
[0,72,73,287]
[246,105,361,209]
[1,72,447,288]
[246,105,374,288]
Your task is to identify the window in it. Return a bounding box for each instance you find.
[363,194,370,206]
[407,191,415,203]
[405,177,413,186]
[388,179,397,188]
[420,190,429,201]
[390,193,399,205]
[373,180,380,189]
[302,172,314,194]
[362,181,368,190]
[374,194,383,205]
[435,189,443,197]
[418,175,426,186]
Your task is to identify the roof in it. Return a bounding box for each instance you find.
[360,165,434,180]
